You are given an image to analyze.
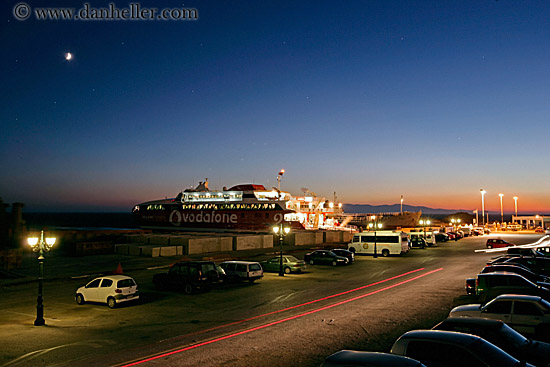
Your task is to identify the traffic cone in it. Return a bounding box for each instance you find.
[113,262,123,275]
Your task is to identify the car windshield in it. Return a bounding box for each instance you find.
[286,256,299,262]
[249,264,261,271]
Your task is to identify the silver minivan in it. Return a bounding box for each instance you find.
[219,261,263,283]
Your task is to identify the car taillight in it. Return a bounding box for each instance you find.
[115,289,122,293]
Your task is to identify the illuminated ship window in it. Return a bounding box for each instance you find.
[146,204,165,211]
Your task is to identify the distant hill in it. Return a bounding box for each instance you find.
[343,203,471,215]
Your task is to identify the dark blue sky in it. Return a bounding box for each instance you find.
[2,0,550,212]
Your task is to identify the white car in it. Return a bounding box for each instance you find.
[76,275,139,308]
[449,294,550,339]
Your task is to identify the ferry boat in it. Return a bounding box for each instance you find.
[133,180,343,232]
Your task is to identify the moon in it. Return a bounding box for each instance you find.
[65,52,73,61]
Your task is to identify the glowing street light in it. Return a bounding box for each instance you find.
[273,224,290,276]
[499,193,504,225]
[451,218,461,232]
[400,195,404,214]
[277,169,285,190]
[368,215,382,258]
[27,230,56,326]
[419,219,431,241]
[480,189,486,226]
[513,196,518,218]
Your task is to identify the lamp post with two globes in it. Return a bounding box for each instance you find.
[27,230,56,326]
[368,215,382,258]
[419,219,431,240]
[273,223,290,276]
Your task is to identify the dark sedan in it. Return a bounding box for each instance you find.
[330,248,354,264]
[303,250,348,266]
[433,317,550,367]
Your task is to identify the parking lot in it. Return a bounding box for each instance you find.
[0,233,544,367]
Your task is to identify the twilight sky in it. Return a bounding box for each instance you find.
[2,0,550,213]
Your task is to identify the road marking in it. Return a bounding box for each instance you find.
[118,267,442,367]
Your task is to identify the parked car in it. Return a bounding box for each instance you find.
[321,350,426,367]
[504,257,550,277]
[303,250,348,266]
[482,264,550,282]
[535,227,545,233]
[390,330,533,367]
[433,317,550,367]
[219,261,263,283]
[507,248,546,257]
[75,275,139,308]
[487,238,516,249]
[473,272,550,303]
[435,232,449,242]
[153,260,220,294]
[446,232,460,241]
[260,255,306,274]
[449,294,550,341]
[331,248,355,264]
[409,237,427,249]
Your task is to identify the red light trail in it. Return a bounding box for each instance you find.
[119,267,443,366]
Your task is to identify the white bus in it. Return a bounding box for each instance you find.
[348,231,409,257]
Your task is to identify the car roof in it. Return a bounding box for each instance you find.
[323,350,425,367]
[221,260,260,264]
[175,260,215,265]
[395,330,488,346]
[435,317,506,329]
[478,271,530,278]
[491,294,543,301]
[94,275,134,281]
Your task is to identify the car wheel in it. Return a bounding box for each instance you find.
[107,297,116,308]
[309,260,314,265]
[184,284,194,295]
[331,261,337,267]
[381,249,390,257]
[284,267,291,274]
[75,293,85,305]
[248,279,256,283]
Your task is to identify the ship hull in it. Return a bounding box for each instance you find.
[136,204,303,232]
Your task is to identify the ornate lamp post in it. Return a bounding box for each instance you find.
[513,196,518,218]
[27,230,56,326]
[400,195,404,214]
[273,223,290,276]
[368,215,382,258]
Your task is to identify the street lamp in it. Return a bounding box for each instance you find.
[368,215,382,258]
[451,218,461,232]
[400,195,404,214]
[277,169,285,190]
[419,219,431,240]
[273,223,290,276]
[513,196,518,218]
[499,193,504,225]
[480,189,486,226]
[27,230,56,326]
